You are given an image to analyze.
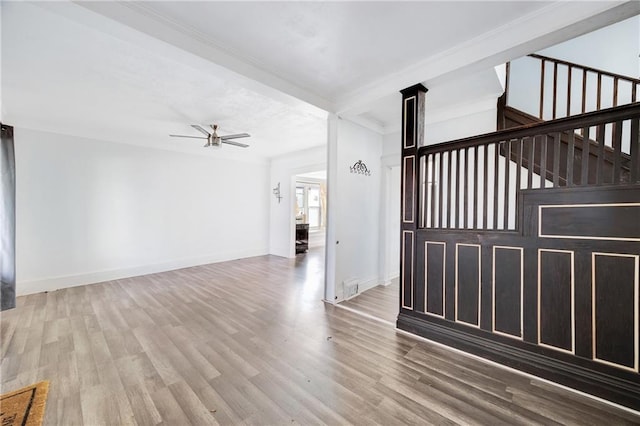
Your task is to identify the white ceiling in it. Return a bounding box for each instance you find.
[2,1,638,159]
[127,1,549,100]
[1,2,327,160]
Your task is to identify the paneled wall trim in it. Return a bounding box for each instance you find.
[402,155,416,223]
[455,243,481,328]
[539,203,640,241]
[401,231,414,310]
[492,246,523,339]
[537,249,575,354]
[399,84,427,317]
[424,241,446,318]
[591,252,639,372]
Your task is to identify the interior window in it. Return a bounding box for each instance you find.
[295,182,324,230]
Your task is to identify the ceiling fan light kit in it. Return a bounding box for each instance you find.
[169,124,250,148]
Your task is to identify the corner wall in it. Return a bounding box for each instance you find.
[15,128,270,295]
[328,118,383,301]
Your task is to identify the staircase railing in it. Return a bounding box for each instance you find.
[508,54,640,121]
[418,102,640,231]
[400,84,640,411]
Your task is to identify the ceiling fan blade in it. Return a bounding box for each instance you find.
[169,134,207,139]
[222,140,249,148]
[190,125,211,136]
[220,133,250,140]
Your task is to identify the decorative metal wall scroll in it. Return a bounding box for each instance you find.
[273,182,283,203]
[350,160,371,176]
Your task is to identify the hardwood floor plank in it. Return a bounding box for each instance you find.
[80,384,129,426]
[193,382,245,425]
[124,383,162,426]
[151,386,193,426]
[341,279,399,323]
[115,353,165,395]
[163,326,222,381]
[168,380,219,426]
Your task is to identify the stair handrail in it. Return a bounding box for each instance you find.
[528,53,640,86]
[507,53,639,120]
[419,102,640,155]
[418,102,640,232]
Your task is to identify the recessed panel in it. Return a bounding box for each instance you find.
[425,242,446,317]
[402,231,414,309]
[404,96,416,149]
[540,204,640,241]
[493,246,523,338]
[538,249,574,353]
[593,253,638,371]
[403,156,415,223]
[456,244,481,326]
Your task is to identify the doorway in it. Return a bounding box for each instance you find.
[294,171,327,254]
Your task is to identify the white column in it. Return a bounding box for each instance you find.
[323,113,339,303]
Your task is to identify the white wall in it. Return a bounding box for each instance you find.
[269,145,326,258]
[539,15,639,78]
[329,118,383,301]
[426,107,497,146]
[382,131,401,159]
[379,163,400,283]
[379,132,401,284]
[15,128,270,295]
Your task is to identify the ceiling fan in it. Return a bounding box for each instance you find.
[170,124,250,148]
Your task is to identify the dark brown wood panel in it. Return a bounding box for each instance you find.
[456,244,480,326]
[402,231,414,309]
[540,204,640,240]
[404,96,415,149]
[403,156,415,223]
[493,247,522,338]
[400,83,427,316]
[425,242,445,317]
[593,253,638,370]
[538,250,573,352]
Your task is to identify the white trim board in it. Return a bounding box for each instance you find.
[16,248,269,296]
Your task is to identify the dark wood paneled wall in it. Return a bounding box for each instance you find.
[398,185,640,410]
[397,81,640,410]
[400,84,427,312]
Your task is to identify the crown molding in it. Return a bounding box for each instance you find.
[335,1,637,116]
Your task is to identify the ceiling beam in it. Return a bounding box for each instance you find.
[335,1,639,117]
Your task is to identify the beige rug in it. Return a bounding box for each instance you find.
[0,381,49,426]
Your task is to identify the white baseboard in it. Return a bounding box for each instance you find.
[16,248,269,296]
[359,277,380,293]
[269,245,294,259]
[383,273,399,286]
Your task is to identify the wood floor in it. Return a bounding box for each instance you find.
[340,279,399,324]
[2,251,640,425]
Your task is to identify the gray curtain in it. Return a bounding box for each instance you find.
[1,123,16,311]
